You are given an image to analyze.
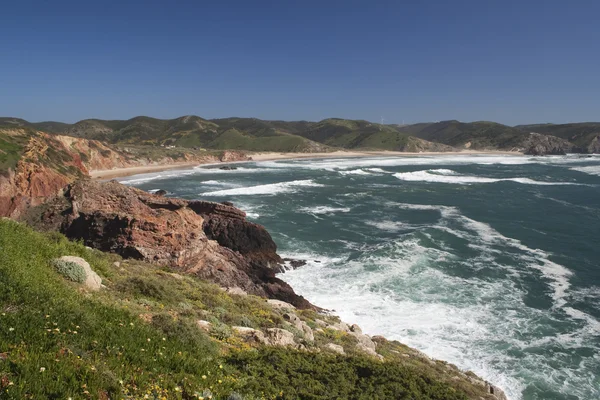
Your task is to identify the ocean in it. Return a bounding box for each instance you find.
[120,154,600,400]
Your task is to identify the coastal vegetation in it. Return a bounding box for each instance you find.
[0,219,503,399]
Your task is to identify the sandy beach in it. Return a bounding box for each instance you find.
[90,150,523,180]
[90,162,200,180]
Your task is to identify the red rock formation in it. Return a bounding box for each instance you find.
[32,180,313,309]
[0,128,250,218]
[2,129,308,307]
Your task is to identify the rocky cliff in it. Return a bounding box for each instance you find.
[522,132,580,155]
[26,180,313,309]
[588,135,600,153]
[0,128,249,219]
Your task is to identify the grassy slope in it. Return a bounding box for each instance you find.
[0,219,498,400]
[2,116,441,153]
[59,116,327,153]
[294,119,418,151]
[0,133,27,174]
[399,120,528,149]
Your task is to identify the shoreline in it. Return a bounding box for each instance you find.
[90,149,523,180]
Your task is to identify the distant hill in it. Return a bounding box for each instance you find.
[0,116,451,153]
[397,119,600,153]
[2,116,598,153]
[398,120,532,150]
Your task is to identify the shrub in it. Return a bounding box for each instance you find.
[210,321,232,340]
[226,347,470,400]
[51,259,86,283]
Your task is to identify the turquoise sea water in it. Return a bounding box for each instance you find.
[121,154,600,400]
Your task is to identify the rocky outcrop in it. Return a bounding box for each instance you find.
[523,132,578,155]
[0,128,251,219]
[28,180,313,309]
[264,328,296,347]
[588,136,600,153]
[325,343,345,355]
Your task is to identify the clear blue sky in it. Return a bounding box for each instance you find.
[1,0,599,125]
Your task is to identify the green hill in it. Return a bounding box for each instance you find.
[0,116,450,153]
[5,115,598,153]
[398,120,530,150]
[49,116,330,153]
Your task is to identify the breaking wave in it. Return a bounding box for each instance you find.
[571,165,600,176]
[298,206,352,215]
[393,169,580,185]
[200,179,324,196]
[280,205,598,400]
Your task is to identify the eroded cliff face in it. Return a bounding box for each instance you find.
[522,132,580,155]
[588,136,600,154]
[28,180,313,309]
[0,129,250,218]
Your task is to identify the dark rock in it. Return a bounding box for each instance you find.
[219,166,237,170]
[283,258,307,269]
[30,180,314,309]
[154,189,167,196]
[221,201,235,207]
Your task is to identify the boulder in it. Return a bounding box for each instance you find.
[265,328,296,346]
[314,319,328,327]
[267,299,296,311]
[283,313,314,341]
[329,322,351,332]
[356,343,379,357]
[224,287,247,296]
[325,343,345,355]
[349,331,376,352]
[282,258,307,269]
[57,256,102,291]
[232,326,267,344]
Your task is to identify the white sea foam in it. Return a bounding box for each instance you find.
[365,220,428,232]
[200,179,324,196]
[364,167,390,173]
[277,202,600,400]
[231,202,263,219]
[279,243,529,400]
[193,165,275,174]
[260,155,536,171]
[390,202,573,306]
[298,206,351,215]
[571,165,600,176]
[118,169,197,185]
[393,169,579,185]
[338,169,372,176]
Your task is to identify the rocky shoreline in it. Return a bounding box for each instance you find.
[0,129,508,399]
[16,180,505,399]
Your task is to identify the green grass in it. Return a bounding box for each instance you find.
[0,220,225,399]
[0,135,26,174]
[0,219,495,399]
